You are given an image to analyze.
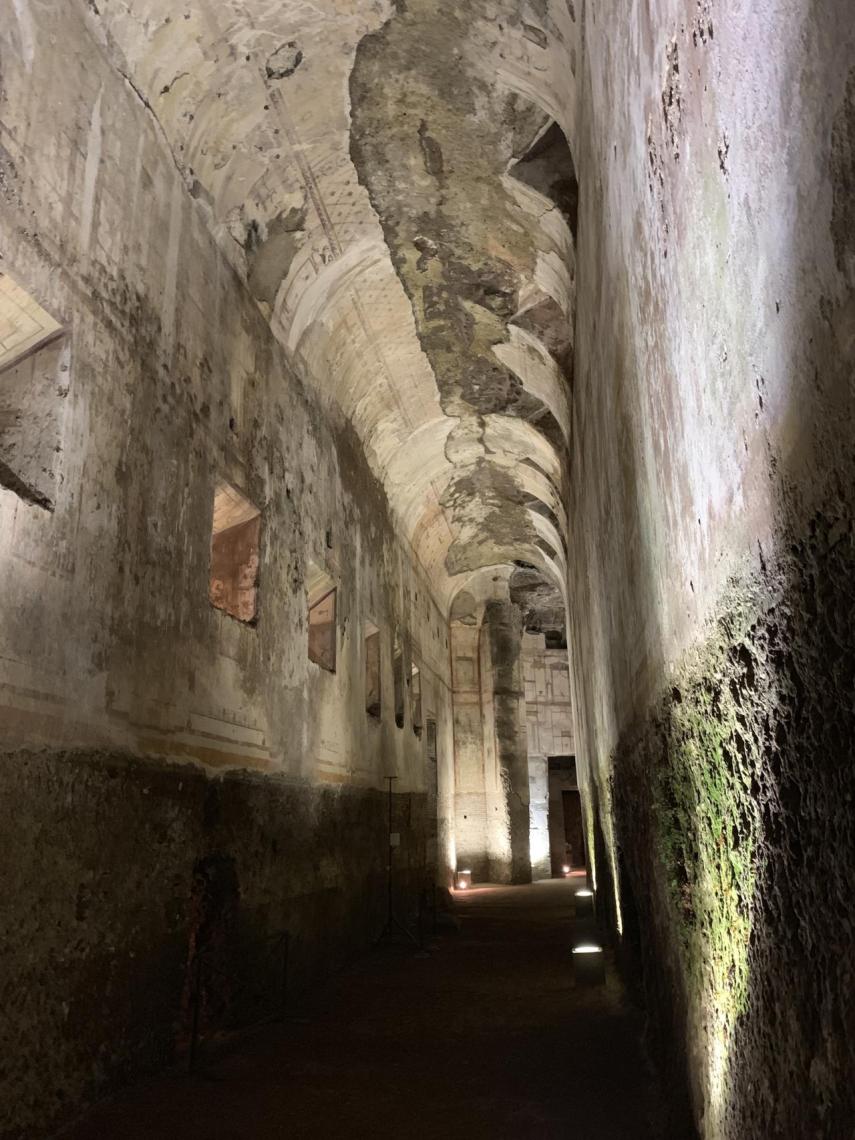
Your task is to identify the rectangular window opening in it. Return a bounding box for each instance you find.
[209,481,261,624]
[307,562,336,672]
[365,620,381,718]
[0,270,66,509]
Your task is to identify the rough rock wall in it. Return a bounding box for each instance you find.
[613,529,855,1139]
[569,1,855,1136]
[0,749,428,1140]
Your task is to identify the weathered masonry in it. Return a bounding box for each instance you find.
[1,2,854,1138]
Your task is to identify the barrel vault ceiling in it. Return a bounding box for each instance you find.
[90,0,580,619]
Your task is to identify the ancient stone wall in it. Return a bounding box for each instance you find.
[0,749,428,1140]
[0,5,452,1134]
[522,633,574,760]
[0,0,451,788]
[569,1,855,1136]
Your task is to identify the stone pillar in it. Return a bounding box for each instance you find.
[485,600,532,884]
[450,623,490,881]
[528,753,551,879]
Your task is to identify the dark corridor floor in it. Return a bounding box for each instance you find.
[66,880,658,1139]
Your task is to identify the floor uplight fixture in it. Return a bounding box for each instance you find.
[572,943,605,986]
[574,888,595,917]
[456,869,472,890]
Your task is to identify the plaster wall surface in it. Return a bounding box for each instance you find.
[570,1,855,1136]
[528,755,551,879]
[0,0,454,791]
[0,5,453,1134]
[522,632,574,759]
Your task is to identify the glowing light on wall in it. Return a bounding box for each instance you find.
[611,877,624,935]
[601,784,623,936]
[444,817,457,886]
[588,816,597,893]
[529,817,551,871]
[579,774,597,891]
[706,1021,730,1135]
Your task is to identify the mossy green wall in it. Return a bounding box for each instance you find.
[570,1,855,1135]
[611,497,855,1137]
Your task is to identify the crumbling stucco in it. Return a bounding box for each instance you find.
[349,0,575,596]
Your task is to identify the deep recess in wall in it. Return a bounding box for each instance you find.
[0,271,66,509]
[209,482,262,624]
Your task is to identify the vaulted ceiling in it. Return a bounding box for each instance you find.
[92,0,580,620]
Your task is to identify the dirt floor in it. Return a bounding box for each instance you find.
[63,879,661,1139]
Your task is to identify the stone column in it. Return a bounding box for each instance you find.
[528,754,550,879]
[450,623,490,881]
[484,599,532,884]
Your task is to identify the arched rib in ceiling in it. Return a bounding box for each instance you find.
[91,0,580,613]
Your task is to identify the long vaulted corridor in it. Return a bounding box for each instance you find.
[66,882,659,1140]
[2,0,855,1137]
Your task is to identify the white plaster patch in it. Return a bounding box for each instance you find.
[161,179,184,352]
[11,0,34,70]
[79,90,103,256]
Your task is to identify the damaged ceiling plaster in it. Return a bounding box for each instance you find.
[89,0,580,621]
